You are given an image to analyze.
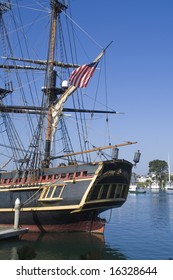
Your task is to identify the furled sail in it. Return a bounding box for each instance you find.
[51,48,106,141]
[51,84,77,141]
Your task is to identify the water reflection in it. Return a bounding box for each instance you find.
[1,191,173,260]
[0,232,127,260]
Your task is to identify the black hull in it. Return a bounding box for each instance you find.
[0,160,133,233]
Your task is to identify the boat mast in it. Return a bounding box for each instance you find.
[168,154,171,182]
[43,0,67,168]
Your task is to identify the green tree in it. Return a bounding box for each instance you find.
[149,160,168,175]
[149,160,168,184]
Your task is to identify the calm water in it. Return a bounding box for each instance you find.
[0,189,173,260]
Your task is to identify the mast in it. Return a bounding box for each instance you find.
[168,154,171,182]
[42,0,67,168]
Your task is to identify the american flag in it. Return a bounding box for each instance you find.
[69,62,98,88]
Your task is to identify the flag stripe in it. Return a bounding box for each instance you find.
[69,62,98,88]
[80,66,97,88]
[69,65,87,84]
[72,65,90,87]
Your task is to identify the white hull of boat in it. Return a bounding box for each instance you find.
[129,184,146,194]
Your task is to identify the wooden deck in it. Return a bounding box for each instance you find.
[0,226,28,240]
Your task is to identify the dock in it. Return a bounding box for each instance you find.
[0,226,28,240]
[0,198,28,240]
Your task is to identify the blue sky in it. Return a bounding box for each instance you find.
[70,0,173,175]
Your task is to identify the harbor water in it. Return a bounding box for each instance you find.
[0,189,173,260]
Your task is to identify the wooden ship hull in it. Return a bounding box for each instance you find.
[0,159,133,234]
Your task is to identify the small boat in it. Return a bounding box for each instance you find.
[129,173,146,193]
[129,184,146,194]
[150,181,160,189]
[165,155,173,190]
[0,1,140,234]
[165,181,173,191]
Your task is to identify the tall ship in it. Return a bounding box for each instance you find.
[0,0,140,234]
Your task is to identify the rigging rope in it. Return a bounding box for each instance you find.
[61,8,103,49]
